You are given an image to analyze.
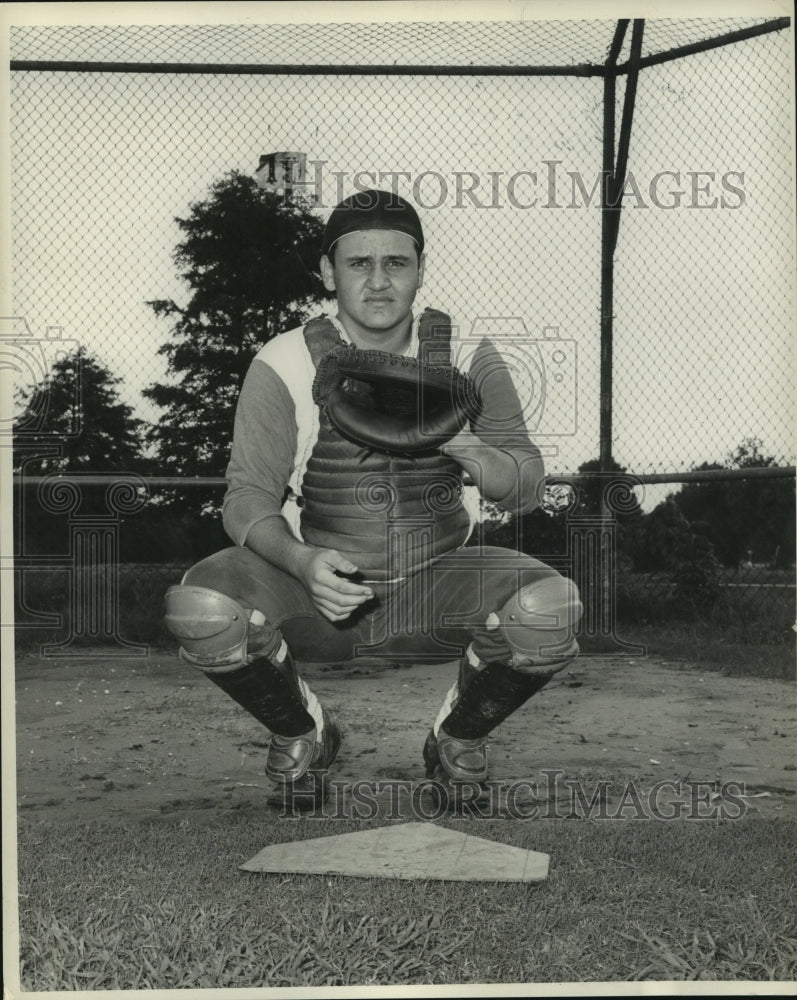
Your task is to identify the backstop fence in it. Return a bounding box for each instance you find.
[6,17,795,655]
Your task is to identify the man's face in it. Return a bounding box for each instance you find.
[320,230,425,342]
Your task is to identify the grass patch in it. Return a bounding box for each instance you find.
[14,815,797,989]
[14,564,179,651]
[615,624,795,680]
[14,566,796,681]
[618,574,794,637]
[611,575,795,679]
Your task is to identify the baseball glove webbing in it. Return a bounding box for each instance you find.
[312,345,481,455]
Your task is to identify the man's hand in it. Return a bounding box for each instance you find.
[243,517,374,623]
[295,548,374,622]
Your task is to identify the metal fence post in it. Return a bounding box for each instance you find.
[600,20,644,641]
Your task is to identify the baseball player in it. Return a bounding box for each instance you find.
[164,189,582,809]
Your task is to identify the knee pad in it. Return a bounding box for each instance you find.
[495,575,582,670]
[163,585,280,671]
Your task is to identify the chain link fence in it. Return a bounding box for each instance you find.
[612,27,794,474]
[7,17,794,653]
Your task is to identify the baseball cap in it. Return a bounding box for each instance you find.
[322,189,424,256]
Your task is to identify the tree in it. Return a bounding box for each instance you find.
[13,345,144,474]
[143,171,326,478]
[523,457,644,557]
[629,498,720,609]
[13,346,146,554]
[480,457,644,559]
[675,438,795,568]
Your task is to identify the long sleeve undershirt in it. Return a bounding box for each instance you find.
[222,321,545,548]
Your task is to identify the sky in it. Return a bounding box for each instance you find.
[4,9,795,497]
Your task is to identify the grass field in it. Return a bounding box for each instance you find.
[10,564,796,991]
[15,814,797,989]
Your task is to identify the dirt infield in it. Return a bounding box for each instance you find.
[13,648,797,824]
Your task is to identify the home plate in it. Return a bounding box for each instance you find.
[240,821,549,882]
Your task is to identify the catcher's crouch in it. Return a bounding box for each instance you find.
[164,189,583,808]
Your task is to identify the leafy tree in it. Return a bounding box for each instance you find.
[480,457,643,558]
[143,171,326,478]
[675,438,795,568]
[13,345,144,474]
[520,457,643,556]
[629,498,720,608]
[569,457,638,516]
[13,346,146,554]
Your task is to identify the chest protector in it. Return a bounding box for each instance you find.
[298,310,472,582]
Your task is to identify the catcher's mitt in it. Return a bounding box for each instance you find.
[312,345,482,454]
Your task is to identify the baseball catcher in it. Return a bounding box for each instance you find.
[164,188,582,810]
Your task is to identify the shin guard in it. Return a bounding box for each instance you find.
[440,659,558,741]
[205,653,314,738]
[164,584,315,737]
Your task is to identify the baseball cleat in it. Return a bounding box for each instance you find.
[422,729,491,814]
[423,728,489,783]
[265,729,318,784]
[266,711,341,812]
[265,708,341,783]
